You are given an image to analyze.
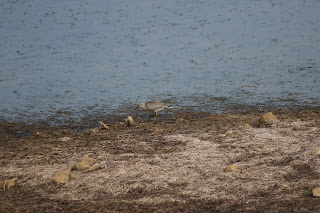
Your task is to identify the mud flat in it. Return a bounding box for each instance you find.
[1,108,320,212]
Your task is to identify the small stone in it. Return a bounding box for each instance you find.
[230,130,240,136]
[6,177,18,189]
[314,149,320,155]
[225,165,241,172]
[243,123,253,130]
[312,187,320,197]
[51,169,70,184]
[217,134,226,138]
[0,177,18,190]
[280,184,289,189]
[259,112,278,125]
[72,155,99,172]
[225,130,240,137]
[84,163,100,173]
[124,116,135,127]
[176,118,185,122]
[58,137,71,142]
[98,121,108,130]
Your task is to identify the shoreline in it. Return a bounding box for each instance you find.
[2,104,320,130]
[1,107,320,212]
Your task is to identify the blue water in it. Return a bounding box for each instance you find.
[0,0,319,123]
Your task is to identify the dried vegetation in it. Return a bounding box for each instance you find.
[1,108,320,212]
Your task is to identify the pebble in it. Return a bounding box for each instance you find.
[259,112,278,125]
[0,177,18,190]
[312,187,320,197]
[124,116,135,127]
[51,169,70,184]
[314,149,320,155]
[225,165,241,172]
[243,123,253,130]
[58,137,71,142]
[72,155,100,172]
[217,134,226,138]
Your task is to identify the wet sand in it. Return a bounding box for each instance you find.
[1,108,320,212]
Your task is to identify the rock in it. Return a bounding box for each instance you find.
[51,169,70,184]
[314,149,320,155]
[243,123,253,130]
[89,121,109,134]
[6,177,18,189]
[312,187,320,197]
[0,180,5,189]
[84,163,100,173]
[226,130,240,136]
[124,116,135,127]
[225,165,241,172]
[217,134,226,138]
[72,155,96,170]
[280,184,289,189]
[98,121,108,130]
[259,112,278,125]
[72,155,100,172]
[0,177,18,190]
[176,118,185,122]
[58,137,71,142]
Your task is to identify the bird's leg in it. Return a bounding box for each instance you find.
[154,112,158,120]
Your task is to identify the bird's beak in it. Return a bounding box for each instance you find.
[135,105,139,110]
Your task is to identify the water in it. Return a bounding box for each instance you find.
[1,0,319,123]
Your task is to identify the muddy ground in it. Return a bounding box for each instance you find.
[1,108,320,212]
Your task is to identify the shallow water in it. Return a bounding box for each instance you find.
[1,0,319,123]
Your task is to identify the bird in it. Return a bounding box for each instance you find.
[135,101,172,119]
